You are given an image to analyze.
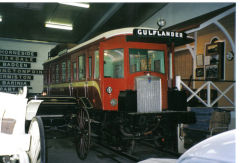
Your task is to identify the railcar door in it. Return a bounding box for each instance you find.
[100,37,127,111]
[85,47,99,107]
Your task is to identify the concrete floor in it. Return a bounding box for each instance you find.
[46,136,178,163]
[47,137,135,163]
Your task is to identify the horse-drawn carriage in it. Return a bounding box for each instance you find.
[28,95,91,160]
[0,87,90,163]
[0,87,44,163]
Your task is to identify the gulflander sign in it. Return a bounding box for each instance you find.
[133,29,185,38]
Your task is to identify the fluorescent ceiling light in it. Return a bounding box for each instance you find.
[45,22,73,30]
[0,16,2,22]
[59,2,90,8]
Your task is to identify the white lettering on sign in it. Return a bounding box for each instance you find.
[0,80,30,86]
[0,49,37,57]
[135,29,184,38]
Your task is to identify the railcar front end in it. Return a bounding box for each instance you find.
[99,34,169,112]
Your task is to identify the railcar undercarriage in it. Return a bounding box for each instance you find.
[89,110,195,154]
[26,95,195,160]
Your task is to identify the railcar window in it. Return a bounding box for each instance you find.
[104,49,124,78]
[61,62,66,82]
[44,67,48,85]
[56,64,59,83]
[73,62,77,80]
[94,51,99,79]
[129,49,165,74]
[89,57,92,78]
[51,66,55,83]
[67,60,71,81]
[79,55,86,80]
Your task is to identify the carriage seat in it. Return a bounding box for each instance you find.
[0,87,42,156]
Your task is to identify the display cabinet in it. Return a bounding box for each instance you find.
[205,42,224,80]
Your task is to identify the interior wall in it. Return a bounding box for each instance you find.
[196,13,235,107]
[0,38,57,94]
[174,50,193,80]
[147,5,235,109]
[141,3,233,29]
[196,13,235,81]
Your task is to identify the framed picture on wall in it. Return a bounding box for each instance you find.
[205,42,224,80]
[196,68,204,77]
[206,65,218,79]
[197,54,203,66]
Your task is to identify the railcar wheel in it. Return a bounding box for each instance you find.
[76,108,91,160]
[28,116,46,163]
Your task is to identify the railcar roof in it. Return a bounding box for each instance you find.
[43,27,153,64]
[43,27,194,64]
[68,27,153,53]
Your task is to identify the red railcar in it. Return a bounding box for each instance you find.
[43,27,195,157]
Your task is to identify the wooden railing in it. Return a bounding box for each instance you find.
[175,76,235,109]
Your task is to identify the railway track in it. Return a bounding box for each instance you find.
[91,135,139,162]
[95,142,140,162]
[140,141,181,158]
[91,137,178,162]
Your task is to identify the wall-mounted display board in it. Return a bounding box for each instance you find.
[205,42,224,80]
[0,48,42,93]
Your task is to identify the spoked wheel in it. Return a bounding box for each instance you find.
[28,116,46,163]
[76,108,91,160]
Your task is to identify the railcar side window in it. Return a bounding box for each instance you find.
[129,49,165,74]
[51,66,55,83]
[79,55,86,80]
[73,62,77,80]
[88,56,92,78]
[67,60,71,81]
[104,49,124,78]
[94,50,99,79]
[56,64,59,83]
[44,66,48,85]
[61,62,66,82]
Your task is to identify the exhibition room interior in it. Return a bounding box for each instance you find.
[0,2,237,163]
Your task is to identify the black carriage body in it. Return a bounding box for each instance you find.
[28,96,79,131]
[32,96,78,115]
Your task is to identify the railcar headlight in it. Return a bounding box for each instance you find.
[106,86,112,94]
[110,99,117,106]
[157,18,166,30]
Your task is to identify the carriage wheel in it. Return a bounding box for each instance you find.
[28,116,46,163]
[76,108,91,160]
